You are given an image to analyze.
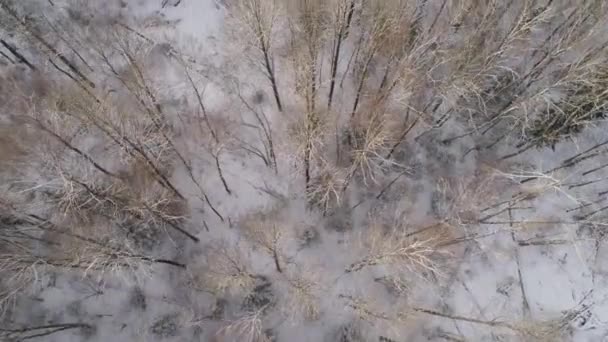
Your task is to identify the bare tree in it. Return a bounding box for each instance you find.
[281,267,321,321]
[523,56,608,150]
[346,219,450,276]
[200,242,258,295]
[306,163,345,214]
[231,0,284,112]
[345,110,396,187]
[241,211,285,273]
[289,107,329,186]
[216,305,271,342]
[235,86,278,171]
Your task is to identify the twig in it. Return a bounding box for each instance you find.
[509,205,530,317]
[413,307,513,329]
[566,197,607,213]
[517,239,570,246]
[350,168,410,210]
[583,162,608,176]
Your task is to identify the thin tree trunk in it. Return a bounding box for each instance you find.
[259,37,283,112]
[141,202,200,242]
[0,39,36,70]
[350,168,409,210]
[304,139,312,186]
[583,162,608,176]
[0,49,14,63]
[386,113,418,160]
[413,307,513,329]
[328,0,355,110]
[1,323,92,341]
[272,249,282,273]
[350,53,375,118]
[184,67,218,143]
[237,90,277,171]
[44,16,94,72]
[151,258,186,268]
[214,151,232,195]
[48,58,98,102]
[426,0,448,36]
[34,119,118,179]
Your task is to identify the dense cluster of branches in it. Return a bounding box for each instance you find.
[230,0,608,211]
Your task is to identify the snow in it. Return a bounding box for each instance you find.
[2,0,608,341]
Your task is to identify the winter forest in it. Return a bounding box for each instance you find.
[1,0,608,341]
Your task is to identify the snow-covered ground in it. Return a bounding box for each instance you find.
[2,0,608,341]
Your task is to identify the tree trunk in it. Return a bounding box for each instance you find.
[328,0,356,109]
